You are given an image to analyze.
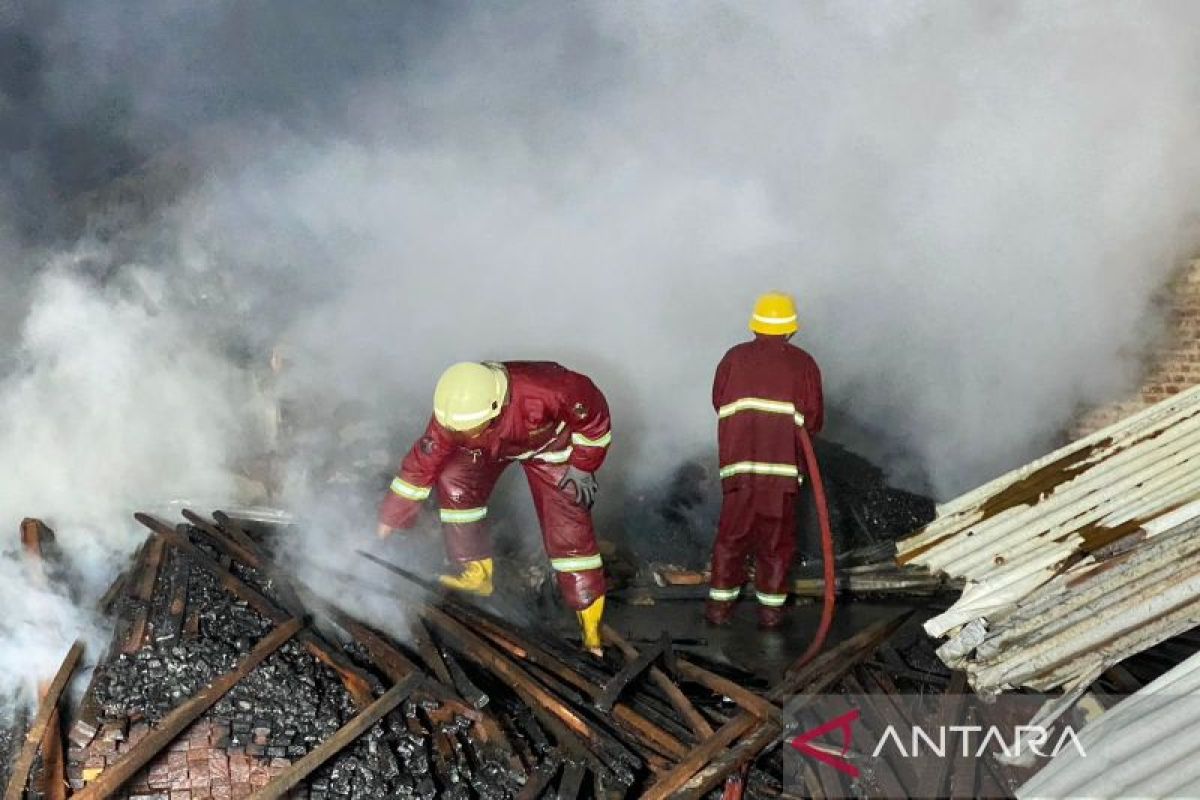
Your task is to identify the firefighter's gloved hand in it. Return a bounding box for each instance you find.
[558,466,599,509]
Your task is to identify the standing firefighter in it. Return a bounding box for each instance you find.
[377,361,612,653]
[706,292,824,629]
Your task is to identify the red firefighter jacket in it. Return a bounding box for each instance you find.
[379,361,612,528]
[713,335,823,495]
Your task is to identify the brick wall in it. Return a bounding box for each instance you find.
[1073,258,1200,437]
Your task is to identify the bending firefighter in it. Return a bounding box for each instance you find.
[706,292,824,629]
[377,361,612,654]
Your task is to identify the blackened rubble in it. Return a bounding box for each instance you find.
[73,516,503,797]
[13,504,1137,798]
[632,441,936,570]
[0,706,22,787]
[93,554,273,724]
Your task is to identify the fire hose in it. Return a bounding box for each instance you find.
[794,423,836,670]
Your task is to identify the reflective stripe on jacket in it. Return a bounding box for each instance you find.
[713,335,823,495]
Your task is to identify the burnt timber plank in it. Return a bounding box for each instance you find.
[557,761,587,799]
[604,623,715,738]
[674,657,779,722]
[645,613,911,800]
[597,637,667,712]
[423,605,638,787]
[914,670,968,800]
[248,674,422,800]
[181,509,264,569]
[4,641,84,800]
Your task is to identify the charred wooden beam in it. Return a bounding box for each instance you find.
[645,613,911,800]
[319,603,475,714]
[441,646,490,710]
[353,551,690,764]
[639,715,760,800]
[132,532,166,602]
[36,682,67,800]
[558,760,588,798]
[412,618,456,686]
[864,658,950,687]
[423,605,639,787]
[4,641,83,800]
[72,619,302,800]
[249,673,422,800]
[181,509,264,569]
[153,548,190,645]
[121,535,166,654]
[19,518,53,560]
[606,627,714,738]
[95,568,129,616]
[632,569,954,601]
[461,610,690,761]
[191,510,312,619]
[675,658,779,723]
[309,585,538,782]
[515,758,562,800]
[597,636,668,713]
[211,509,268,556]
[913,670,968,800]
[840,673,917,794]
[426,722,461,794]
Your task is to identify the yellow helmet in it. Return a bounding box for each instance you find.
[749,291,799,335]
[433,362,509,431]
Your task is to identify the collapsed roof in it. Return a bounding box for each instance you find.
[898,382,1200,695]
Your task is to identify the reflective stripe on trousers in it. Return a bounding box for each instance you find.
[755,590,787,607]
[709,586,741,602]
[551,554,603,572]
[440,507,488,524]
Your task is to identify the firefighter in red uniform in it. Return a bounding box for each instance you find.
[377,361,612,653]
[705,292,824,629]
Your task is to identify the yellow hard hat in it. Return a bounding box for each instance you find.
[433,362,509,431]
[749,292,799,335]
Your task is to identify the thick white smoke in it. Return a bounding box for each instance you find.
[173,1,1200,499]
[0,262,258,705]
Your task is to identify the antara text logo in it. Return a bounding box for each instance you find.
[788,708,1086,777]
[872,724,1087,760]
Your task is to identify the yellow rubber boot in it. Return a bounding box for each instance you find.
[439,558,494,596]
[577,595,605,656]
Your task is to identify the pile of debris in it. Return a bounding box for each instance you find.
[5,506,1032,799]
[628,441,937,571]
[899,383,1200,696]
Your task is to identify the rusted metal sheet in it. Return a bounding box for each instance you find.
[898,384,1200,695]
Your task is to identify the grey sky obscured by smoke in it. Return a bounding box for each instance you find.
[2,0,1200,698]
[171,0,1200,498]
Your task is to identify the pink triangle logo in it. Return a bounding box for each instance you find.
[788,709,861,778]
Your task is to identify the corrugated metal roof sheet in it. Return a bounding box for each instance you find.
[896,383,1200,693]
[1018,650,1200,799]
